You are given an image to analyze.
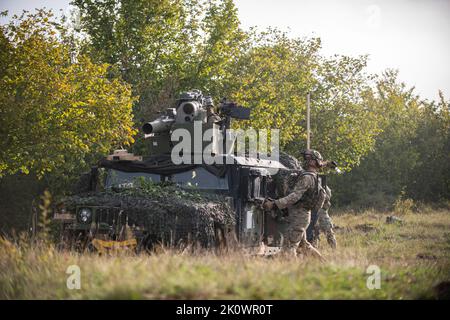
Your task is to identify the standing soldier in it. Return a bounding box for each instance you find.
[312,185,337,249]
[205,97,222,124]
[263,149,326,259]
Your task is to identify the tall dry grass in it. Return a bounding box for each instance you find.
[1,207,449,300]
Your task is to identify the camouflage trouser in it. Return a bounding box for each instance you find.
[313,208,337,249]
[281,207,312,257]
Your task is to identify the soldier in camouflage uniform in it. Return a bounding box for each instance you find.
[312,185,337,249]
[206,103,222,124]
[263,149,326,259]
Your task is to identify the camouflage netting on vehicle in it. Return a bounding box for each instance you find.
[63,183,235,248]
[278,152,302,170]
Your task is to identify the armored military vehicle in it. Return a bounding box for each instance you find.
[53,90,299,253]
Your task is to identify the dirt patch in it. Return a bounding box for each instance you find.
[333,225,353,233]
[354,223,378,233]
[416,253,438,260]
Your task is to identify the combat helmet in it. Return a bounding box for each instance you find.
[302,149,324,167]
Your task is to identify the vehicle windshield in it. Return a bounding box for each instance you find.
[104,167,228,191]
[105,169,160,188]
[170,168,228,190]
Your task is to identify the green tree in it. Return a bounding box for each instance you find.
[73,0,245,117]
[407,91,450,202]
[304,55,380,170]
[228,30,380,170]
[331,70,450,208]
[0,10,136,180]
[184,0,246,98]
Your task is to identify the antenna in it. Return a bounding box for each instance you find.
[306,92,311,149]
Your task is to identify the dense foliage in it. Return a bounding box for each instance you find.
[0,10,136,179]
[73,0,381,170]
[332,71,449,208]
[0,1,448,232]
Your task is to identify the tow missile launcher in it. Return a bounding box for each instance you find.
[142,90,250,156]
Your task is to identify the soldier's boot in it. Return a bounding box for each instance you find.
[279,238,300,259]
[280,246,298,259]
[289,246,298,259]
[326,230,337,249]
[299,240,325,262]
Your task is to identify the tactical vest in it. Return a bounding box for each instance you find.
[294,171,322,210]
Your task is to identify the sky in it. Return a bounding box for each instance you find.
[1,0,449,101]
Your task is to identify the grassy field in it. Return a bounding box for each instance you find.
[1,208,449,300]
